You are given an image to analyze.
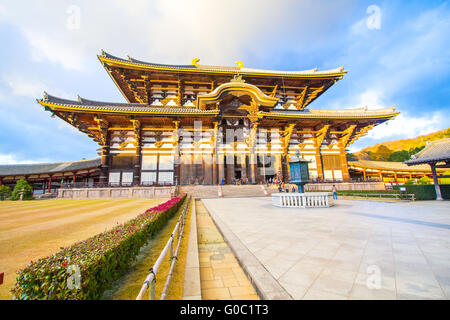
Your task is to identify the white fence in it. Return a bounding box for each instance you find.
[136,196,191,300]
[272,192,333,208]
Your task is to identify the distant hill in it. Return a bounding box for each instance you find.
[351,128,450,162]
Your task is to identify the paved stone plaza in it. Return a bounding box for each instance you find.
[202,198,450,300]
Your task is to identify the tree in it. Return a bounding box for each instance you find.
[372,145,393,161]
[405,179,415,185]
[418,176,431,185]
[10,179,33,200]
[388,150,411,162]
[409,145,425,156]
[0,185,11,200]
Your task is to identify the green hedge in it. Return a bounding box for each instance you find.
[441,185,450,199]
[11,194,186,300]
[309,190,401,195]
[393,184,450,200]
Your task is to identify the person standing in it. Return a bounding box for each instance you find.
[332,185,338,200]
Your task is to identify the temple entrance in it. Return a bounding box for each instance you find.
[235,169,242,180]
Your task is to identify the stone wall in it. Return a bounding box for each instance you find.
[58,187,174,199]
[305,182,385,191]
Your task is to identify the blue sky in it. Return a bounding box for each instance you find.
[0,0,449,164]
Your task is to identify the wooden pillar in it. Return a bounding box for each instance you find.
[338,142,350,181]
[281,154,289,182]
[173,121,180,186]
[379,171,383,182]
[218,154,225,184]
[226,155,235,184]
[314,148,324,181]
[363,169,367,182]
[274,154,283,180]
[99,124,110,186]
[212,121,219,185]
[250,153,256,184]
[131,120,142,186]
[430,163,443,200]
[240,154,247,182]
[48,176,52,193]
[394,172,398,185]
[212,153,217,185]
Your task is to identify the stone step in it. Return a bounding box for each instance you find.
[179,185,272,198]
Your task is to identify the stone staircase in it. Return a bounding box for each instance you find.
[179,185,273,198]
[179,185,222,198]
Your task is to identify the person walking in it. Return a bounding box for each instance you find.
[332,185,338,200]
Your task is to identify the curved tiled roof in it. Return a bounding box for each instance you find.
[260,106,398,119]
[99,51,347,77]
[38,93,398,120]
[405,138,450,165]
[348,160,446,172]
[38,93,219,115]
[0,158,101,177]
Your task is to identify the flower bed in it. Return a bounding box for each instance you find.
[11,194,186,300]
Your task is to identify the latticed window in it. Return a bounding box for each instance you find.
[322,155,342,170]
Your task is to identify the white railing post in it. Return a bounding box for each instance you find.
[136,197,191,300]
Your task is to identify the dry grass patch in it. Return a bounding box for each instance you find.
[0,198,167,300]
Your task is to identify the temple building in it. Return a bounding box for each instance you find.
[35,51,399,186]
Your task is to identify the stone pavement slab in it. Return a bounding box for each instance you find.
[202,198,450,300]
[195,200,259,300]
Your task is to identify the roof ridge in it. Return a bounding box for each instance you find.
[99,51,347,75]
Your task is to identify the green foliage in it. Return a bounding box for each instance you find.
[405,179,415,185]
[346,153,357,161]
[408,145,426,155]
[441,171,450,184]
[387,150,411,162]
[10,179,33,200]
[382,145,426,162]
[418,176,431,185]
[371,145,393,161]
[11,194,186,300]
[0,185,11,200]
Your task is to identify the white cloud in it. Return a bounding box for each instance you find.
[0,153,49,164]
[367,111,446,140]
[0,0,352,70]
[2,73,70,100]
[3,74,46,97]
[357,89,387,110]
[22,28,86,71]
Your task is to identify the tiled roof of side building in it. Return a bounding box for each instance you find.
[38,94,219,114]
[41,93,146,107]
[99,51,347,77]
[405,138,450,165]
[348,160,445,172]
[0,158,101,177]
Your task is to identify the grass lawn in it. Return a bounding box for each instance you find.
[0,198,167,300]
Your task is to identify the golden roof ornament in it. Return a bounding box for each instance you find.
[235,60,244,69]
[230,74,245,83]
[192,58,200,66]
